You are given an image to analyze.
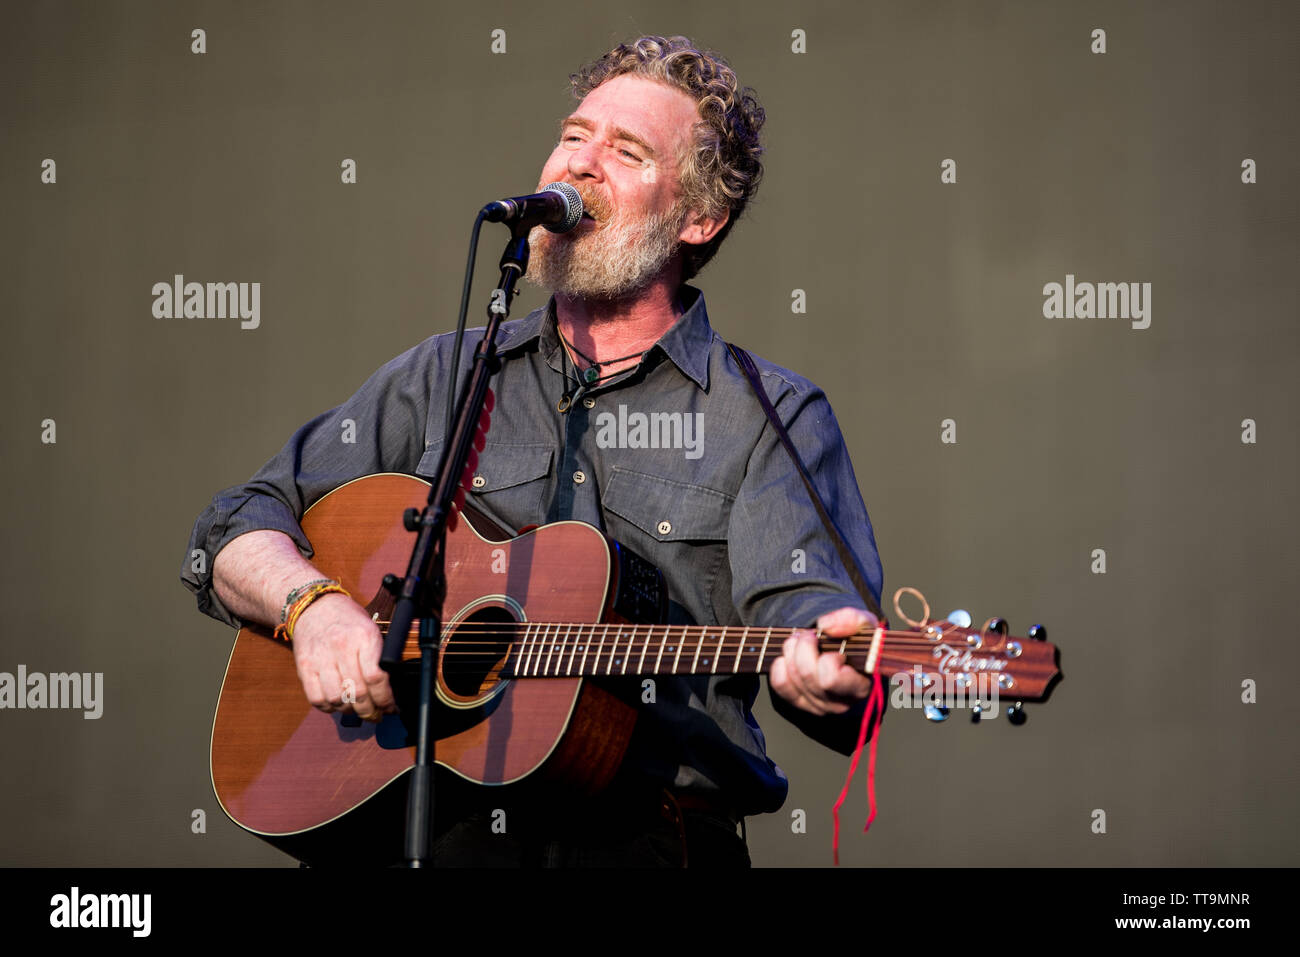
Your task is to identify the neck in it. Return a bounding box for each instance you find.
[553,268,686,367]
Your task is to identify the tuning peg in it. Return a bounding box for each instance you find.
[970,704,984,723]
[1028,624,1047,641]
[988,617,1008,635]
[946,609,972,627]
[1007,701,1026,725]
[403,508,421,532]
[924,705,949,723]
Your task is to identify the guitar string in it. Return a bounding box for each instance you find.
[374,623,1038,674]
[390,630,1042,678]
[368,621,977,642]
[367,625,1001,649]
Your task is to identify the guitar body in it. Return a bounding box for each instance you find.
[209,473,663,864]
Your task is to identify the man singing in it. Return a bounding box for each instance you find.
[183,34,884,867]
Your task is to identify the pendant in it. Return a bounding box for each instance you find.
[584,367,600,383]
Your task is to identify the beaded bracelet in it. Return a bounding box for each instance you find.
[280,578,338,625]
[274,581,350,642]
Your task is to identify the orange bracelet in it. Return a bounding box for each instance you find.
[274,582,350,642]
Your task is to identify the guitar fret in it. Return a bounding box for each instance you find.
[711,631,724,674]
[512,622,531,675]
[757,628,772,673]
[653,626,667,674]
[621,629,631,674]
[636,628,649,674]
[671,627,684,674]
[559,624,575,674]
[734,625,749,673]
[551,621,566,670]
[593,624,608,677]
[578,624,593,675]
[609,628,624,676]
[566,625,581,676]
[521,623,541,676]
[562,624,575,674]
[543,623,561,676]
[691,631,704,674]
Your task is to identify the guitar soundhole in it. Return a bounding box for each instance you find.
[441,606,517,700]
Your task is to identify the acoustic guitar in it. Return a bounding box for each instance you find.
[209,472,1061,863]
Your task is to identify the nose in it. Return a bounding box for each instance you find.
[566,139,602,182]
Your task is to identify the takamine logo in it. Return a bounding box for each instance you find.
[931,643,1008,673]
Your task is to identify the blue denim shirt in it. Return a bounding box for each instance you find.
[181,284,883,815]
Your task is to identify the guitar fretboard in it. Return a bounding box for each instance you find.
[496,622,863,677]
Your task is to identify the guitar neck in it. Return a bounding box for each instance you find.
[498,622,876,678]
[419,616,1057,698]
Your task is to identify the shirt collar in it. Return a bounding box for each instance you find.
[495,284,714,390]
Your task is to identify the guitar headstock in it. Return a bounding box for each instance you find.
[863,611,1062,725]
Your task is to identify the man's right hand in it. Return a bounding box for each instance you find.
[290,592,398,722]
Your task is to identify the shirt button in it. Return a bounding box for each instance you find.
[471,475,486,489]
[582,397,596,409]
[657,520,672,535]
[573,470,586,485]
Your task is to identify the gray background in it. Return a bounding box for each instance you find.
[1,0,1296,867]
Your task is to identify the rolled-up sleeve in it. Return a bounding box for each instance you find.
[726,369,885,754]
[180,335,442,628]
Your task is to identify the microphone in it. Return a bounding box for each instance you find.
[481,182,583,233]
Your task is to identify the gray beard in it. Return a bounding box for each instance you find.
[525,203,685,300]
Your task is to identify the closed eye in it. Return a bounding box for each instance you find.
[561,134,641,162]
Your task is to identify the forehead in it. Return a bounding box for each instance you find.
[567,74,698,155]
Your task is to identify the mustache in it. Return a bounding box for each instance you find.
[536,180,611,222]
[572,185,612,222]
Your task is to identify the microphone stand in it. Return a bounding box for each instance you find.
[379,223,532,867]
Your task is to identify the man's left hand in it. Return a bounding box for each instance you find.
[770,606,879,715]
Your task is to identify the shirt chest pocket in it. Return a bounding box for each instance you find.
[601,466,733,544]
[416,442,554,531]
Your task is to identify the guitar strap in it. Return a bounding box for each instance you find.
[726,342,883,621]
